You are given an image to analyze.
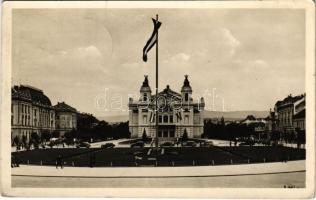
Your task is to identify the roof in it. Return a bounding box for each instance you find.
[275,94,305,109]
[293,109,305,119]
[12,85,52,106]
[140,75,152,92]
[54,102,77,113]
[151,85,182,100]
[245,115,256,121]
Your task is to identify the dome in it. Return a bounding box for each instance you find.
[140,75,152,93]
[181,75,192,92]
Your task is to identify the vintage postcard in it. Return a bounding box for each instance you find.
[1,0,315,198]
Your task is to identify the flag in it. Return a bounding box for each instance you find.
[142,18,162,62]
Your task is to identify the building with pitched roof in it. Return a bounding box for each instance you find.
[274,94,305,134]
[11,85,55,142]
[54,102,78,137]
[128,75,205,142]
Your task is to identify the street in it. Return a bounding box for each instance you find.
[12,171,305,188]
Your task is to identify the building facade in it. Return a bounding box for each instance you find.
[293,98,305,131]
[54,102,78,137]
[128,75,205,142]
[11,85,55,142]
[11,85,79,143]
[274,94,305,134]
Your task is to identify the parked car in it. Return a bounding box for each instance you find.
[160,142,174,147]
[239,141,255,146]
[182,141,197,147]
[201,141,213,147]
[131,141,144,148]
[76,142,91,148]
[101,143,115,149]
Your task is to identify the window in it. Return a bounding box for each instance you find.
[169,131,175,137]
[158,131,162,137]
[163,115,168,123]
[143,93,147,101]
[158,115,162,123]
[185,93,189,101]
[163,131,168,138]
[185,115,189,124]
[169,115,173,123]
[143,115,147,123]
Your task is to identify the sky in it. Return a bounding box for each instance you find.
[12,9,305,117]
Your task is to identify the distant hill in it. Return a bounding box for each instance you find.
[203,110,269,121]
[97,115,129,123]
[97,110,269,123]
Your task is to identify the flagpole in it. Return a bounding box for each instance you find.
[155,14,159,149]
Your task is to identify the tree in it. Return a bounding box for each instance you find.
[22,135,27,147]
[52,131,60,138]
[142,129,148,142]
[30,132,40,148]
[41,131,51,144]
[64,129,77,145]
[182,129,188,141]
[270,130,280,146]
[12,136,20,147]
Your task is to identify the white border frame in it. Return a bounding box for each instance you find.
[1,1,315,198]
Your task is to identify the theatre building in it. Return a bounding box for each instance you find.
[128,75,205,142]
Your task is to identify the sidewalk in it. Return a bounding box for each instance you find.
[12,160,305,178]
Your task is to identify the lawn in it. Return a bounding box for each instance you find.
[12,146,305,167]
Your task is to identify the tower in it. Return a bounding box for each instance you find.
[181,75,192,103]
[140,75,151,102]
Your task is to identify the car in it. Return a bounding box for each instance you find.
[201,141,213,147]
[101,143,115,149]
[131,141,144,148]
[182,141,197,147]
[239,141,255,146]
[76,142,91,148]
[160,142,174,147]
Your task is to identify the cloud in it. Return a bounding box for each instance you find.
[61,45,102,58]
[194,28,241,64]
[219,28,241,56]
[233,59,269,69]
[168,53,191,62]
[253,59,269,68]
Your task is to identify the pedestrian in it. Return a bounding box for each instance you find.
[11,155,15,168]
[56,154,63,169]
[14,155,20,167]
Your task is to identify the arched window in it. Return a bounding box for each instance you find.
[163,115,168,123]
[185,93,189,101]
[143,93,147,101]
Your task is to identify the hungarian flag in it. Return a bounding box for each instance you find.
[142,18,162,62]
